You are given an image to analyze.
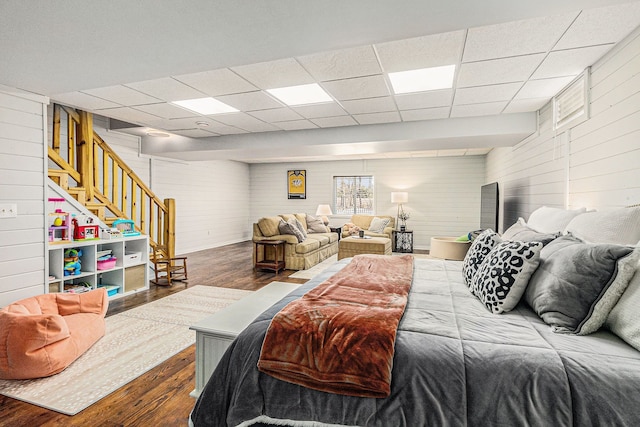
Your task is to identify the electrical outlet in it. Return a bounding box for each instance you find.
[0,204,17,218]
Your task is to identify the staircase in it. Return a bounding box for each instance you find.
[48,104,176,259]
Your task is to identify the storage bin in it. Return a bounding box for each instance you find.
[123,252,142,266]
[97,257,117,270]
[98,284,120,297]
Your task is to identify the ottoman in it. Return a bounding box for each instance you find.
[429,237,471,260]
[338,236,392,260]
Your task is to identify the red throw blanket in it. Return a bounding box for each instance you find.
[257,254,414,398]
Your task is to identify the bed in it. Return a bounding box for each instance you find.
[190,206,640,427]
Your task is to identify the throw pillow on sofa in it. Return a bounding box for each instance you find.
[258,216,283,237]
[306,214,328,233]
[278,218,306,243]
[368,217,390,233]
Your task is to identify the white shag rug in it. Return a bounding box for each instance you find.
[0,285,252,415]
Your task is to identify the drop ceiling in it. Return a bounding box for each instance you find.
[2,1,640,163]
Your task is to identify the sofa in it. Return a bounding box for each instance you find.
[341,214,395,239]
[253,213,339,270]
[0,288,108,379]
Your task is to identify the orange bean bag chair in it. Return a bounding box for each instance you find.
[0,288,108,380]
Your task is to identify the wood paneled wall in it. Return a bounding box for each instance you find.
[250,156,486,250]
[486,25,640,232]
[0,89,48,306]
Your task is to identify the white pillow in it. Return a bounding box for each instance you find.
[527,206,587,233]
[368,217,390,233]
[606,259,640,350]
[564,206,640,245]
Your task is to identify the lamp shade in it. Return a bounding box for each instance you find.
[391,192,408,204]
[315,204,333,216]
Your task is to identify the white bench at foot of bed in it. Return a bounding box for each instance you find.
[189,282,300,398]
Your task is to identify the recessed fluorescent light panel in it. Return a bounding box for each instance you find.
[267,83,332,106]
[389,65,456,94]
[172,97,238,115]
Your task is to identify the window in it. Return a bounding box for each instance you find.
[553,70,589,130]
[334,176,374,215]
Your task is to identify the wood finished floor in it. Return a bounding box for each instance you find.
[1,241,428,426]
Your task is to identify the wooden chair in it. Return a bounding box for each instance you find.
[150,246,188,286]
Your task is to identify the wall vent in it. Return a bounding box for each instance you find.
[553,69,589,130]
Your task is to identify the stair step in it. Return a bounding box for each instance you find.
[85,202,106,220]
[48,169,69,188]
[66,187,87,202]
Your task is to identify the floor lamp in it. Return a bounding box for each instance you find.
[391,192,408,230]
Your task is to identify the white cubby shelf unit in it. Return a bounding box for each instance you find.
[47,235,149,299]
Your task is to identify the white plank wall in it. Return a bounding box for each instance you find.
[486,25,640,232]
[250,156,486,250]
[0,89,48,307]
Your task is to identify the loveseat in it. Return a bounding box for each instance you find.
[253,213,338,270]
[341,214,395,239]
[0,288,108,379]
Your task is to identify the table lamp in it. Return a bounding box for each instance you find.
[316,204,333,225]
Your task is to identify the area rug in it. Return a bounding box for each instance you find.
[0,285,252,416]
[289,253,434,280]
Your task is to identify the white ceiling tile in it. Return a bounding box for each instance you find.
[503,98,550,113]
[298,45,382,81]
[532,45,613,79]
[375,30,465,72]
[207,112,266,128]
[124,78,205,102]
[274,120,319,131]
[457,54,546,87]
[463,13,577,62]
[450,101,508,117]
[354,111,401,125]
[310,116,358,128]
[555,3,640,50]
[174,129,220,138]
[321,75,389,101]
[340,97,396,115]
[216,91,284,111]
[231,58,315,89]
[515,76,575,99]
[96,106,163,124]
[249,108,302,122]
[145,116,216,131]
[134,103,197,119]
[292,102,347,119]
[173,68,258,96]
[205,122,248,135]
[395,89,452,110]
[234,121,281,133]
[82,85,162,106]
[54,92,120,110]
[454,82,523,105]
[400,107,450,121]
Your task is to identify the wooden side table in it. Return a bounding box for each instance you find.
[330,226,342,241]
[393,230,414,253]
[254,240,286,274]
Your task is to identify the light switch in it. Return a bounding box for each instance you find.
[0,204,17,218]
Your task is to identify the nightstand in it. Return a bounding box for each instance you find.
[392,230,414,253]
[254,240,286,274]
[330,226,342,241]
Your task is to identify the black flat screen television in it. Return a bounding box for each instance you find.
[480,182,499,231]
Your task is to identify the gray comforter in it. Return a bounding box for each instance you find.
[190,258,640,426]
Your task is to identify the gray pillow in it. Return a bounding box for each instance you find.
[525,234,639,335]
[462,229,501,287]
[501,220,559,246]
[306,214,328,233]
[293,218,307,239]
[471,240,543,314]
[368,217,390,233]
[278,219,306,243]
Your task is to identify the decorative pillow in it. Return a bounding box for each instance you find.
[343,223,361,236]
[257,216,282,237]
[462,229,501,287]
[564,206,640,245]
[293,218,307,240]
[527,206,587,233]
[306,215,328,233]
[606,263,640,351]
[278,219,306,243]
[368,217,390,233]
[524,234,639,335]
[471,240,543,313]
[501,220,559,246]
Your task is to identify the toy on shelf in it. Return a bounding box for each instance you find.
[64,248,82,276]
[112,219,140,237]
[48,198,72,244]
[72,214,100,241]
[101,227,123,239]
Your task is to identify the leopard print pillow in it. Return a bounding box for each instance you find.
[462,229,501,287]
[471,240,543,314]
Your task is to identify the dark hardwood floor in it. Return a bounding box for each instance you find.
[0,241,307,427]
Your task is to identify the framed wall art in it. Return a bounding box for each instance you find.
[287,170,306,199]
